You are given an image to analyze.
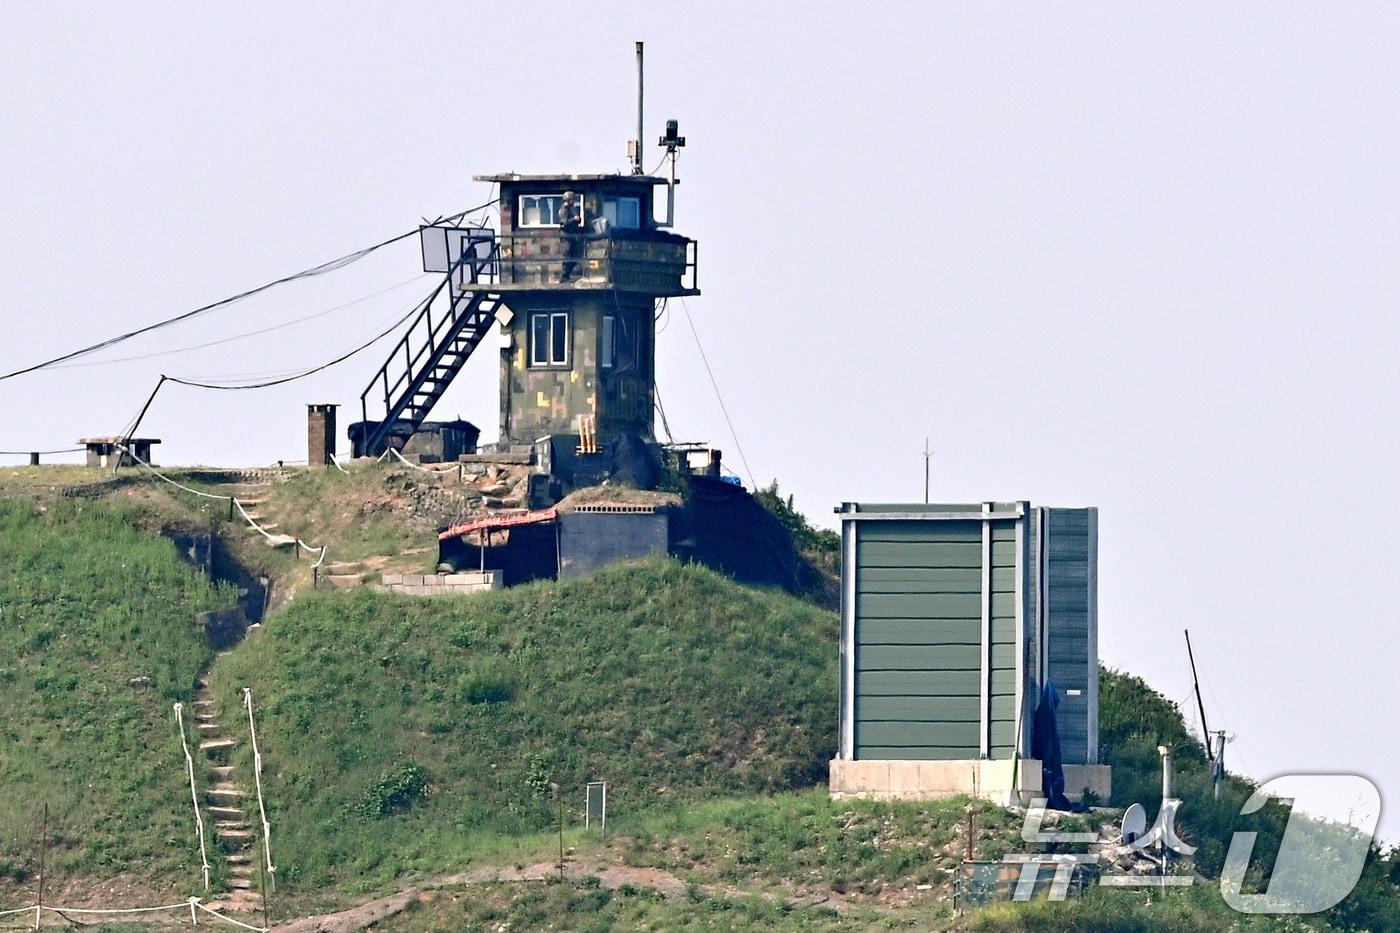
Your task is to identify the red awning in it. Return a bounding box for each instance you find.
[439,508,558,542]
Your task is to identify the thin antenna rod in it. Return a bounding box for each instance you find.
[634,41,645,175]
[922,437,932,504]
[1185,629,1214,760]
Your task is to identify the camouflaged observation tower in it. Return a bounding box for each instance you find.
[352,119,696,458]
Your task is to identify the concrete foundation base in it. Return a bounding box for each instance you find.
[1061,764,1113,803]
[829,759,1112,807]
[378,571,502,596]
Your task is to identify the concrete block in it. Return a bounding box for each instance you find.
[828,759,890,796]
[830,757,1052,803]
[380,573,403,586]
[887,760,925,797]
[1062,765,1112,802]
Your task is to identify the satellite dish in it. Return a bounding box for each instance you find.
[1121,803,1148,844]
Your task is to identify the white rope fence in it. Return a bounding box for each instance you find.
[329,455,351,475]
[173,703,212,892]
[0,897,268,930]
[118,443,328,572]
[242,688,277,892]
[386,446,461,475]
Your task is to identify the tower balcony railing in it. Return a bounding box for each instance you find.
[421,224,699,296]
[484,230,697,296]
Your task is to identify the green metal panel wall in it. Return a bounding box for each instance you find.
[988,525,1019,757]
[854,520,984,759]
[1043,508,1097,765]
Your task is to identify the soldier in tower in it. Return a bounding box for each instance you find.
[559,190,583,280]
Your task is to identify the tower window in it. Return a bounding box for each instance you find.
[530,312,570,367]
[519,194,573,228]
[601,196,641,230]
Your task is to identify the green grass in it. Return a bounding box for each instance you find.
[374,878,853,932]
[0,497,234,891]
[208,558,838,897]
[614,791,1034,895]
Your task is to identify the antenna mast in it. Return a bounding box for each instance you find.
[922,437,932,504]
[632,41,645,174]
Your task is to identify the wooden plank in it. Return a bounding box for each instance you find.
[856,618,981,645]
[857,644,981,671]
[857,695,980,722]
[855,746,977,760]
[857,591,1016,621]
[859,566,985,586]
[856,541,982,568]
[857,669,979,697]
[857,591,981,620]
[856,521,982,544]
[990,539,1018,568]
[858,720,981,748]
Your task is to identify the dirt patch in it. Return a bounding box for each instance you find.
[270,887,420,933]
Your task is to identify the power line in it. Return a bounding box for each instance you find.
[677,296,756,490]
[0,198,497,382]
[163,286,436,391]
[48,275,432,370]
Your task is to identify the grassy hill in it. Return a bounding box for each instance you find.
[209,558,838,895]
[1,476,1397,930]
[0,497,232,890]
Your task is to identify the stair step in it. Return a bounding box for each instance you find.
[196,722,223,734]
[193,699,215,708]
[228,864,255,876]
[208,806,245,819]
[208,766,236,780]
[208,784,245,798]
[201,738,237,752]
[193,710,217,722]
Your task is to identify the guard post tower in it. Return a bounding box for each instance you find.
[354,121,697,468]
[483,160,698,450]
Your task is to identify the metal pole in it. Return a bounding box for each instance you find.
[550,782,564,880]
[634,42,644,174]
[36,803,47,930]
[1213,731,1226,800]
[922,437,932,504]
[259,858,270,932]
[119,375,168,473]
[1185,630,1213,759]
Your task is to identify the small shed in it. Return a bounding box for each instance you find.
[79,436,160,468]
[830,501,1110,805]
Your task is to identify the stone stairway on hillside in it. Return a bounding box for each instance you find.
[226,478,298,550]
[192,678,264,916]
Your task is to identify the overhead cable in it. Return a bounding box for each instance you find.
[48,275,432,370]
[0,197,497,382]
[678,297,757,490]
[162,286,435,390]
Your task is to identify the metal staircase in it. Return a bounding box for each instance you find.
[357,237,501,457]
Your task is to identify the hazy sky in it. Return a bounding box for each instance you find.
[2,4,1397,841]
